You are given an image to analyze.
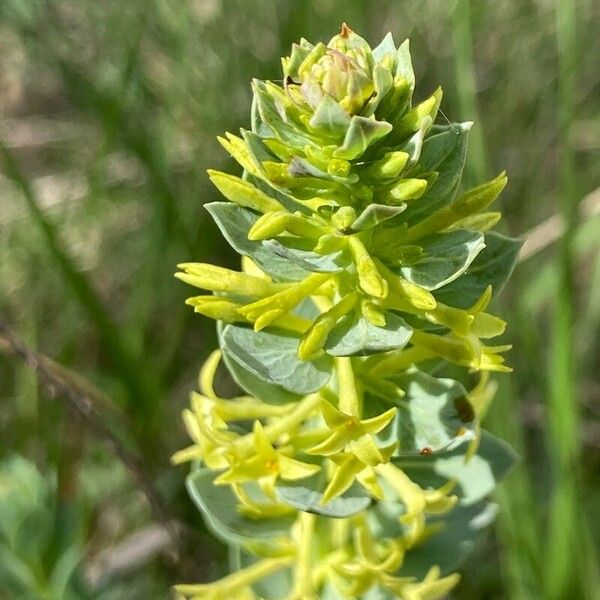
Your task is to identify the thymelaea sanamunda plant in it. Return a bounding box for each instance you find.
[172,24,521,600]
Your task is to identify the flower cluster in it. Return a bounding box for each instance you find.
[173,25,520,600]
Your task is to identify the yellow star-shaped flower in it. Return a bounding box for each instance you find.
[335,522,406,595]
[322,442,398,503]
[215,421,320,488]
[171,400,237,469]
[307,401,397,465]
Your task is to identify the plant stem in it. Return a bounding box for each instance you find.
[292,512,316,597]
[336,357,359,416]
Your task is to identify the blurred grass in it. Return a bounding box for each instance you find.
[0,0,599,598]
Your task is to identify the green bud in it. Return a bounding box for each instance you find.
[388,178,428,203]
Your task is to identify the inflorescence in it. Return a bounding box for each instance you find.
[172,24,521,600]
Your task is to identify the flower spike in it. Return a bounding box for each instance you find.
[173,25,520,600]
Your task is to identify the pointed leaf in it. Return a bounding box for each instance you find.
[373,32,397,63]
[275,473,371,518]
[218,322,300,405]
[434,232,523,308]
[309,95,351,136]
[263,239,349,273]
[400,502,499,577]
[410,123,472,175]
[395,39,415,90]
[333,116,392,160]
[388,370,477,454]
[393,229,485,291]
[206,202,310,282]
[351,203,407,231]
[395,431,519,506]
[221,324,333,395]
[324,312,413,356]
[403,122,472,224]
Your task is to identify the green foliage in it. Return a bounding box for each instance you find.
[0,456,153,600]
[324,311,412,356]
[2,1,599,599]
[221,324,334,394]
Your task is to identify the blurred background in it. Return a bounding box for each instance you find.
[0,0,599,598]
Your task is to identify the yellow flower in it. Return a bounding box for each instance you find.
[172,351,290,468]
[321,442,398,503]
[215,421,320,487]
[335,520,406,595]
[376,463,457,547]
[307,400,396,462]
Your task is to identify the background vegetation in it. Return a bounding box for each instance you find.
[0,0,599,598]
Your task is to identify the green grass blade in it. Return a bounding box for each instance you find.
[0,142,161,428]
[544,0,595,597]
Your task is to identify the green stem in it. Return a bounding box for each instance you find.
[336,357,359,416]
[292,512,316,597]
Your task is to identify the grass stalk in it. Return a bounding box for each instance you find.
[545,0,591,597]
[0,143,161,431]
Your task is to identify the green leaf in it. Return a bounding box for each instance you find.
[221,344,300,405]
[252,80,313,148]
[401,121,427,167]
[284,42,313,79]
[389,370,477,454]
[333,116,392,160]
[351,203,407,231]
[309,95,351,136]
[364,63,395,116]
[276,474,371,518]
[393,229,485,291]
[395,39,415,90]
[221,324,333,395]
[217,322,301,405]
[367,494,499,577]
[403,122,471,224]
[434,232,523,308]
[263,239,348,273]
[206,202,310,282]
[324,312,412,356]
[372,32,397,64]
[395,431,519,506]
[186,469,295,544]
[410,123,471,175]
